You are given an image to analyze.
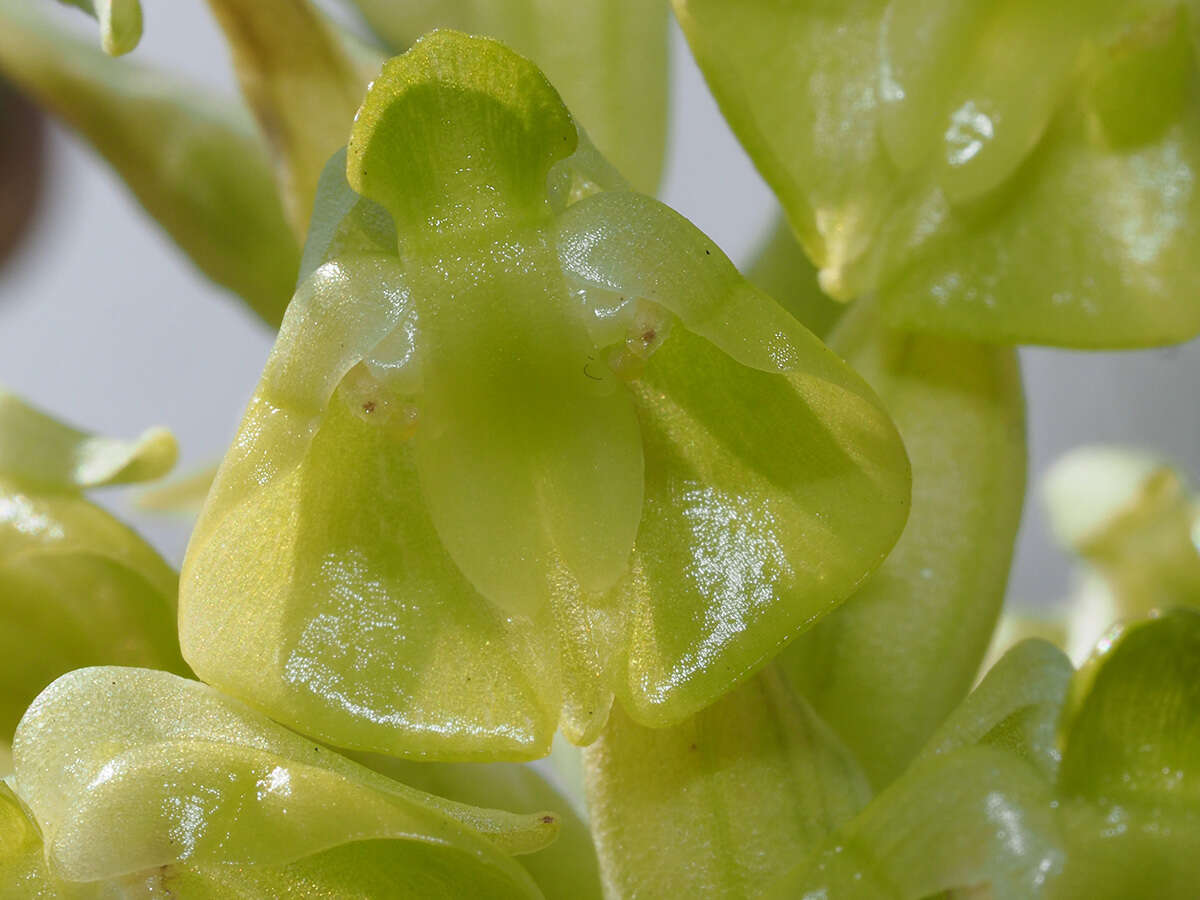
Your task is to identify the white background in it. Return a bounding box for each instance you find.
[1,1,1197,611]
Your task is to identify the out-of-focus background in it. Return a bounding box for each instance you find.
[0,2,1196,609]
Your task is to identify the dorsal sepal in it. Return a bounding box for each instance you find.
[347,30,577,239]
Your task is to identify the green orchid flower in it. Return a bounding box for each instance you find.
[179,31,911,763]
[674,0,1200,347]
[4,667,558,898]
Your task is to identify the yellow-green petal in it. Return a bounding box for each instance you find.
[0,388,176,491]
[613,322,909,725]
[673,0,1200,347]
[583,669,870,899]
[13,668,552,892]
[0,0,300,326]
[780,300,1025,787]
[347,31,579,233]
[2,760,542,900]
[343,0,669,194]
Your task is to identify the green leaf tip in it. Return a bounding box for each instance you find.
[0,388,176,491]
[347,29,577,234]
[182,32,909,762]
[59,0,143,56]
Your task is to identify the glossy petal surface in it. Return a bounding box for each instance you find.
[0,0,299,325]
[12,668,552,893]
[780,300,1025,787]
[350,50,643,608]
[673,0,1200,346]
[182,32,909,760]
[0,777,538,899]
[583,669,870,898]
[343,0,669,193]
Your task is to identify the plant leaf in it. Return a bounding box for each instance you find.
[12,667,552,894]
[582,668,870,899]
[766,746,1064,900]
[0,0,300,326]
[672,0,1200,347]
[56,0,141,56]
[205,0,378,236]
[181,31,910,761]
[341,0,669,194]
[778,299,1025,787]
[0,388,176,491]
